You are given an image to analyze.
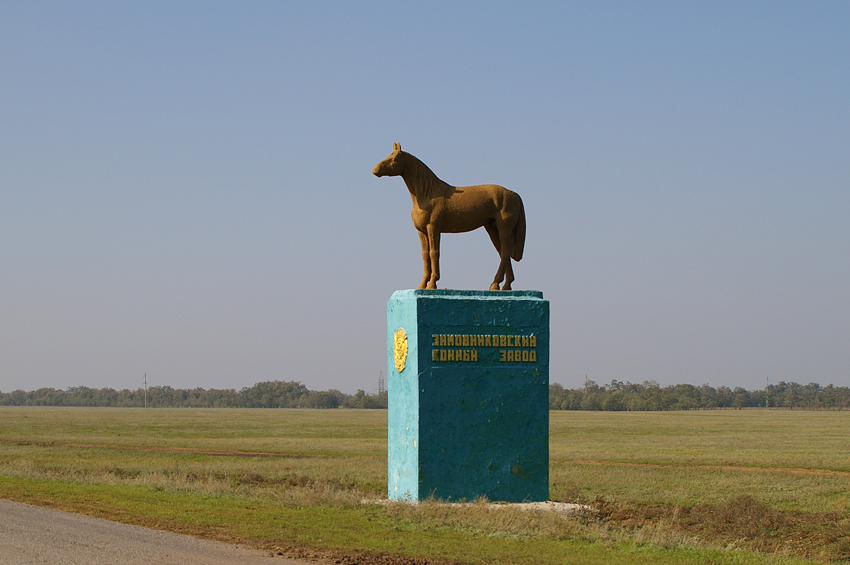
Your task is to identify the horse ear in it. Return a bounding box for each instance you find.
[394,142,401,152]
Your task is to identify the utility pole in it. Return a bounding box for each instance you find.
[144,373,147,408]
[378,371,385,396]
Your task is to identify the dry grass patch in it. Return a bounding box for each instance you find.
[594,495,850,562]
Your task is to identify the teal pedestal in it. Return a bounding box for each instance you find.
[387,289,549,502]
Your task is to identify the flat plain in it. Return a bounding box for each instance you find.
[0,407,847,564]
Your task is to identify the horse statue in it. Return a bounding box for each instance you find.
[373,143,526,291]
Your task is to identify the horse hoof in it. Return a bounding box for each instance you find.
[502,284,512,291]
[489,283,500,291]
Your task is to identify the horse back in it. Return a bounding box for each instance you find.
[439,184,523,240]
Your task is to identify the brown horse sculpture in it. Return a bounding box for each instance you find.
[373,143,526,290]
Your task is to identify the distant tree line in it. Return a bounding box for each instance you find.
[0,380,387,409]
[2,379,848,410]
[550,380,850,410]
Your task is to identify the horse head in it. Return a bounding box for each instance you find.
[372,142,404,177]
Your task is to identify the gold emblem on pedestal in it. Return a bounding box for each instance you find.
[393,328,408,373]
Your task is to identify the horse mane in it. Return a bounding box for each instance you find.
[400,151,449,199]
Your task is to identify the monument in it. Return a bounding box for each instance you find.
[375,145,549,503]
[372,143,526,291]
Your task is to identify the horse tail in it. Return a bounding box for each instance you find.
[511,193,526,262]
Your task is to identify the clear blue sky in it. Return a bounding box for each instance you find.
[2,2,848,394]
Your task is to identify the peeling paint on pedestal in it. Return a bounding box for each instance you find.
[387,289,549,502]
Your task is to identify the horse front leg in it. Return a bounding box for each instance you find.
[427,225,440,289]
[417,230,431,289]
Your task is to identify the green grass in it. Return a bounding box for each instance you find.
[1,407,848,564]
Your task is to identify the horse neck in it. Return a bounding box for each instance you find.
[400,154,451,199]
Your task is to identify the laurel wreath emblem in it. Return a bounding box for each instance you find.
[393,328,408,373]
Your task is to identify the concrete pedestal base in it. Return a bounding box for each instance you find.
[387,289,549,502]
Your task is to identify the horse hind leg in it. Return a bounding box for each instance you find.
[503,260,515,291]
[485,223,502,255]
[485,224,504,290]
[489,225,514,291]
[491,251,513,291]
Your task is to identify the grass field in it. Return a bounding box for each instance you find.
[0,407,847,564]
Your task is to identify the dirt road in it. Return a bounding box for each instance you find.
[0,499,312,565]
